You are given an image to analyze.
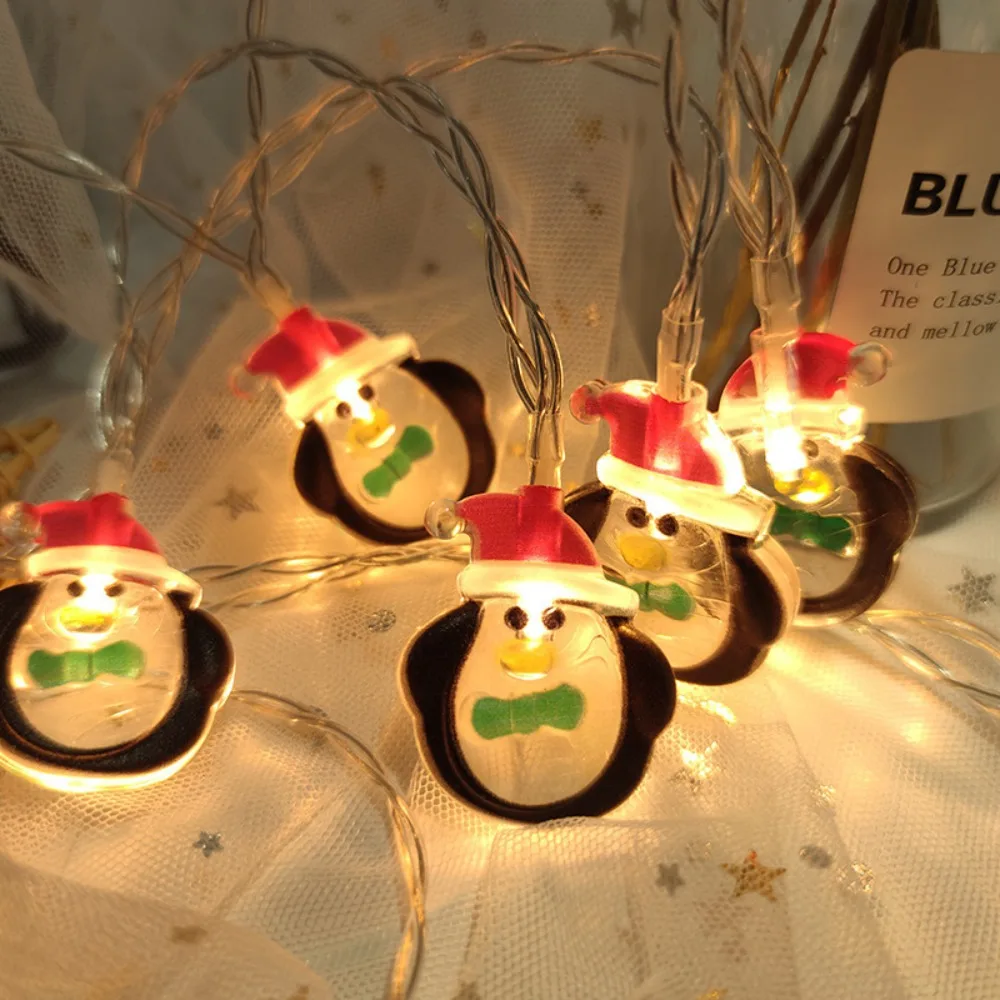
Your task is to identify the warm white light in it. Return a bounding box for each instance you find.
[514,583,558,642]
[678,692,736,725]
[10,572,184,754]
[763,423,807,481]
[54,573,122,646]
[679,740,719,783]
[452,599,625,809]
[336,378,373,424]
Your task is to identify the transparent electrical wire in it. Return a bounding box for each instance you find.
[188,538,469,613]
[232,689,426,1000]
[698,0,798,262]
[194,537,1000,718]
[658,0,727,402]
[663,1,726,320]
[107,42,667,484]
[0,136,259,464]
[243,0,287,301]
[105,41,622,484]
[848,612,1000,713]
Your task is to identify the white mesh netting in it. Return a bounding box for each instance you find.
[1,1,1000,998]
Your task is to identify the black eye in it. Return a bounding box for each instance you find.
[66,580,84,597]
[335,401,352,419]
[504,606,528,631]
[542,607,565,630]
[626,506,649,528]
[358,384,375,401]
[105,582,125,598]
[656,514,679,537]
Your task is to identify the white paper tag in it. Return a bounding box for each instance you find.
[830,50,1000,423]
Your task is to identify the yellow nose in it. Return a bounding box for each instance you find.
[58,606,115,635]
[618,533,667,572]
[773,466,834,505]
[349,407,394,449]
[498,637,554,679]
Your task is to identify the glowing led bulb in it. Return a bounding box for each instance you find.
[53,573,122,641]
[762,419,808,483]
[773,467,835,505]
[403,485,676,822]
[0,494,234,792]
[718,331,917,624]
[242,307,495,544]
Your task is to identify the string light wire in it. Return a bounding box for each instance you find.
[233,690,426,1000]
[106,41,672,485]
[189,539,468,613]
[658,0,727,402]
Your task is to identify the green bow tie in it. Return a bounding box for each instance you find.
[472,683,585,740]
[771,503,852,553]
[27,641,145,689]
[618,579,695,620]
[362,425,434,499]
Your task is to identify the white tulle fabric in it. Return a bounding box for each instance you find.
[1,1,999,998]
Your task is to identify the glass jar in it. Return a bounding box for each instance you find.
[680,1,1000,521]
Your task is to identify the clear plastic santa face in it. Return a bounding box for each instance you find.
[6,572,185,751]
[314,365,470,530]
[452,595,625,808]
[735,436,860,601]
[587,491,732,668]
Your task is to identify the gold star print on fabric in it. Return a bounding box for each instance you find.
[721,850,787,902]
[697,991,728,1000]
[570,180,605,219]
[576,116,605,149]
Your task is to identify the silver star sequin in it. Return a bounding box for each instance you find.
[367,609,397,633]
[670,741,719,794]
[810,784,837,811]
[214,487,261,521]
[193,831,223,858]
[948,567,996,614]
[605,0,642,46]
[837,861,875,896]
[656,862,685,895]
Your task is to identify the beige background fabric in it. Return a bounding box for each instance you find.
[1,1,999,997]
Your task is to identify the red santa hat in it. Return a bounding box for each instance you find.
[718,331,868,443]
[245,307,417,423]
[453,485,638,616]
[571,379,774,540]
[19,493,200,601]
